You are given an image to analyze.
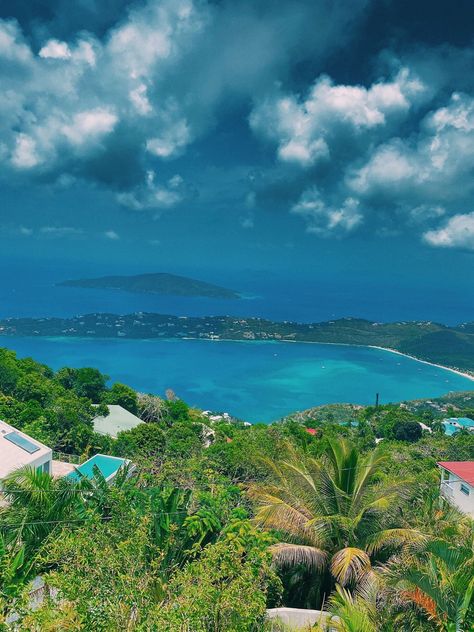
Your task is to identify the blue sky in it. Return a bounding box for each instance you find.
[0,0,474,296]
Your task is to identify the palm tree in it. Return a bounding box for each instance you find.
[0,467,86,553]
[390,538,474,631]
[324,584,378,632]
[248,438,424,603]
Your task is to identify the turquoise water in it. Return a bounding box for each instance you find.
[2,337,473,422]
[68,454,127,481]
[442,417,474,436]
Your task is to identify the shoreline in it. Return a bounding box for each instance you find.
[367,345,474,382]
[265,338,474,382]
[1,333,473,383]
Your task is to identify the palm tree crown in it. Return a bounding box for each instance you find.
[248,438,424,594]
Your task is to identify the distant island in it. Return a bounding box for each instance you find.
[1,313,474,375]
[58,273,240,299]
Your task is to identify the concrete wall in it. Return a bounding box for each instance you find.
[266,608,338,631]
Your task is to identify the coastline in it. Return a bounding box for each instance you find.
[367,345,474,382]
[1,333,473,383]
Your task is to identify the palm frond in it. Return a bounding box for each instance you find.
[253,501,324,546]
[366,529,427,556]
[330,547,371,585]
[328,584,378,632]
[270,543,327,571]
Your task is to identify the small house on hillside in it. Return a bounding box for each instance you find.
[438,461,474,518]
[0,420,52,482]
[93,404,143,438]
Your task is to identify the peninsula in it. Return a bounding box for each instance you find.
[58,273,240,299]
[1,313,473,374]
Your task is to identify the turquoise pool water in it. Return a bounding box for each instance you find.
[442,417,474,436]
[3,336,473,422]
[68,454,127,481]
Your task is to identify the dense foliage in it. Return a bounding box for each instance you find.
[0,348,473,630]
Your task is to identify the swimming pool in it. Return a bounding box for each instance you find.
[442,417,474,436]
[67,454,131,482]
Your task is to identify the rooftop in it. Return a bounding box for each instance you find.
[0,420,51,479]
[438,461,474,486]
[93,404,143,438]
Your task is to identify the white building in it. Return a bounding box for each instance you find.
[92,404,143,438]
[438,461,474,518]
[0,420,52,482]
[266,608,338,630]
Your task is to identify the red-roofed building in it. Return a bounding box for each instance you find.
[437,461,474,517]
[305,428,317,436]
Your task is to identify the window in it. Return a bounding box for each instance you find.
[460,484,470,496]
[4,432,40,454]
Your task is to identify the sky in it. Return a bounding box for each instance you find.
[0,0,474,296]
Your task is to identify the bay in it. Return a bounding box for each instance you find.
[1,336,472,423]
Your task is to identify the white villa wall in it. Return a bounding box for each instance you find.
[25,452,52,475]
[440,470,474,517]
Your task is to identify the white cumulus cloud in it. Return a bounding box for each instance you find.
[350,93,474,201]
[61,109,118,146]
[250,69,425,167]
[291,188,363,235]
[423,212,474,249]
[39,39,72,60]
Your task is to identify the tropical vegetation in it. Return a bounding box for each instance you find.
[0,348,472,629]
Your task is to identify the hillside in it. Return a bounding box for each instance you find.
[58,273,240,299]
[0,348,473,629]
[281,390,474,423]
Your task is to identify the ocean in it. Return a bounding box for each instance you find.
[0,258,472,422]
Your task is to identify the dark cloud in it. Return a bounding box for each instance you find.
[0,0,140,42]
[0,0,371,206]
[2,0,474,249]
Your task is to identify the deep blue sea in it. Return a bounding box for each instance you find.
[0,258,472,422]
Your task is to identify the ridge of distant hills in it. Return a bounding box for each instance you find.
[58,273,240,299]
[1,314,474,374]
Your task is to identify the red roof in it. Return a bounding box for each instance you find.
[305,428,317,436]
[438,461,474,485]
